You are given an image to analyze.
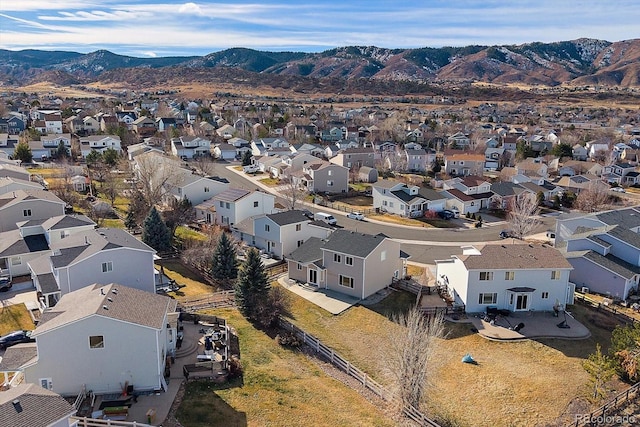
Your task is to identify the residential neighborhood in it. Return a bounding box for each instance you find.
[1,73,640,427]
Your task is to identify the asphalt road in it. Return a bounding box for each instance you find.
[210,162,559,264]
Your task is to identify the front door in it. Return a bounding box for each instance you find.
[308,269,317,285]
[516,294,529,311]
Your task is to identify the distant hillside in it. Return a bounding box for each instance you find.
[1,38,639,88]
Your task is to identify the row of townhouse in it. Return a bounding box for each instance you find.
[0,132,123,161]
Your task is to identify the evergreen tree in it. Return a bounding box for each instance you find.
[124,206,137,230]
[242,150,253,166]
[13,141,33,163]
[235,248,269,320]
[142,206,172,252]
[56,141,70,159]
[103,147,119,167]
[211,232,238,284]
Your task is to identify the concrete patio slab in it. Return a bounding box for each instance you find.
[278,277,360,314]
[462,310,591,341]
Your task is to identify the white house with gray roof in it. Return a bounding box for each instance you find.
[28,228,156,307]
[0,162,30,181]
[556,206,640,300]
[0,189,66,233]
[372,180,446,217]
[0,383,76,426]
[212,188,276,227]
[231,210,334,259]
[436,244,574,313]
[287,230,407,299]
[165,169,230,206]
[23,284,178,396]
[0,176,44,195]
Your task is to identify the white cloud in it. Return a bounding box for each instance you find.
[178,2,202,15]
[140,51,158,57]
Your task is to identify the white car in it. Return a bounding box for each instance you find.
[611,187,625,193]
[346,212,365,221]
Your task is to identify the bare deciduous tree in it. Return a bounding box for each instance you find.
[386,308,445,414]
[280,175,308,210]
[133,152,184,211]
[574,183,610,213]
[507,192,540,239]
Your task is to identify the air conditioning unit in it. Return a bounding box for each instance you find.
[581,287,590,294]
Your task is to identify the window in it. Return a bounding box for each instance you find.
[551,270,561,280]
[542,292,549,299]
[265,224,270,232]
[478,293,497,305]
[23,209,32,217]
[225,202,230,209]
[10,256,21,266]
[219,201,224,208]
[297,240,304,247]
[89,335,104,348]
[339,274,354,288]
[296,224,302,231]
[381,250,387,261]
[383,201,388,206]
[254,201,259,207]
[389,202,394,208]
[101,261,113,273]
[327,180,334,187]
[333,253,341,263]
[328,170,332,176]
[60,231,69,239]
[345,256,353,266]
[204,186,210,193]
[297,263,302,270]
[479,272,493,281]
[505,271,515,281]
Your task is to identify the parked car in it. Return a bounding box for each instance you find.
[243,165,259,174]
[300,209,314,219]
[438,210,455,220]
[449,207,461,218]
[0,330,34,350]
[346,212,365,221]
[499,229,514,239]
[314,212,337,225]
[0,277,11,292]
[611,187,625,193]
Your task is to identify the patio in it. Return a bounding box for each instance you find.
[278,277,360,315]
[459,310,592,341]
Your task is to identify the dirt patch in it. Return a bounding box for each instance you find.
[337,195,373,206]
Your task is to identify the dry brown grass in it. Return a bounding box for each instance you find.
[156,260,216,299]
[369,213,433,228]
[0,304,36,334]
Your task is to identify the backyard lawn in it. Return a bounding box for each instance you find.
[156,259,217,298]
[175,307,395,427]
[0,304,36,335]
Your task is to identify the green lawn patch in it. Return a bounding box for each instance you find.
[258,177,280,186]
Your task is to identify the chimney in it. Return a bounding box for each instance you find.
[12,400,22,413]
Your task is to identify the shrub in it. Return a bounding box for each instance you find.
[227,355,243,379]
[275,332,302,348]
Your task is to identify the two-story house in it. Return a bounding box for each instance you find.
[0,162,30,181]
[287,230,407,299]
[297,160,349,194]
[31,134,72,159]
[0,176,43,195]
[132,116,157,137]
[79,135,122,158]
[28,228,157,307]
[436,244,574,313]
[0,189,66,233]
[0,134,20,159]
[556,207,640,300]
[165,168,230,206]
[443,151,485,177]
[23,284,178,395]
[44,113,63,134]
[232,210,334,259]
[212,189,276,227]
[447,132,471,149]
[171,136,212,159]
[329,147,377,169]
[601,162,638,185]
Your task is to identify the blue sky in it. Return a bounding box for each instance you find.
[1,1,638,57]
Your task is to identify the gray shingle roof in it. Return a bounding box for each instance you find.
[322,229,387,258]
[460,244,572,270]
[596,207,640,230]
[34,283,177,336]
[0,343,37,370]
[287,237,324,263]
[0,231,49,257]
[0,383,75,427]
[267,210,309,226]
[214,188,251,202]
[569,250,640,279]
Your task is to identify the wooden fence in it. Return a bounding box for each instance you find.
[179,290,236,312]
[314,198,376,215]
[71,417,152,427]
[574,292,638,325]
[278,318,441,427]
[570,381,640,427]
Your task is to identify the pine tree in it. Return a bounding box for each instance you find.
[211,232,238,284]
[124,206,137,230]
[142,206,172,252]
[13,141,33,163]
[241,150,253,166]
[235,248,269,320]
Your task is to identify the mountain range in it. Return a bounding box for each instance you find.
[1,38,639,89]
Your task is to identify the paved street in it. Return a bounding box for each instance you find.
[209,162,559,264]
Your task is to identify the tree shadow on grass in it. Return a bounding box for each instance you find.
[176,380,247,427]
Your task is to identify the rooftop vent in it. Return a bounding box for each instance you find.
[103,305,109,310]
[112,288,118,294]
[107,297,113,302]
[12,400,22,413]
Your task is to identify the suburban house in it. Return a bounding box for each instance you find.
[0,162,31,181]
[0,214,95,280]
[556,207,640,300]
[0,189,66,232]
[28,228,156,307]
[250,138,291,157]
[171,136,212,159]
[212,188,276,226]
[572,144,588,161]
[44,113,63,134]
[156,117,177,132]
[0,133,19,158]
[489,182,532,210]
[357,166,378,183]
[0,383,77,426]
[515,158,549,179]
[556,174,602,194]
[31,134,72,159]
[404,148,432,173]
[212,143,238,160]
[79,135,122,158]
[372,180,446,217]
[0,176,44,194]
[441,176,493,215]
[601,162,638,185]
[558,160,603,177]
[443,151,485,177]
[132,116,157,137]
[484,147,507,171]
[295,160,349,194]
[329,146,377,169]
[287,229,407,299]
[164,168,230,206]
[231,210,334,259]
[0,115,26,134]
[435,244,574,313]
[447,132,471,149]
[23,284,178,396]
